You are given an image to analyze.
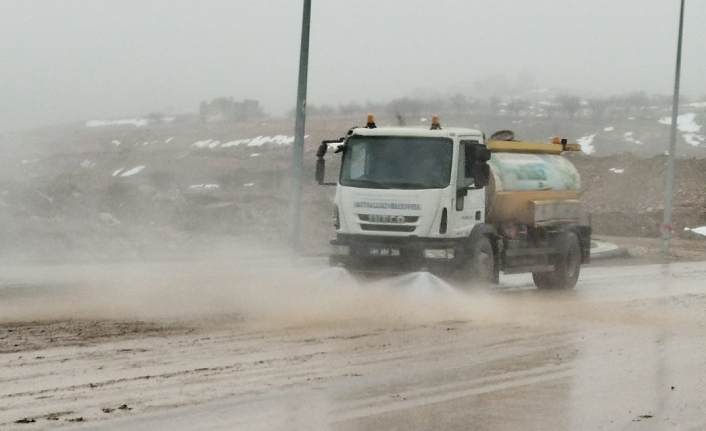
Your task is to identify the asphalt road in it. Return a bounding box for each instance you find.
[1,261,705,431]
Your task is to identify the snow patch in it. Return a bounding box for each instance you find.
[659,113,704,146]
[603,126,614,132]
[624,132,643,145]
[247,135,295,147]
[80,160,95,168]
[687,102,706,108]
[685,226,706,237]
[577,134,596,155]
[111,140,121,146]
[609,168,624,174]
[21,159,39,165]
[165,137,174,144]
[199,135,296,149]
[189,184,220,190]
[420,118,427,122]
[121,166,145,177]
[112,168,124,177]
[250,153,261,157]
[192,139,221,149]
[243,183,255,187]
[86,118,151,128]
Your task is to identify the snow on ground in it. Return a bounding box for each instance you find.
[121,166,145,177]
[165,137,174,144]
[624,132,643,145]
[659,113,705,146]
[112,168,124,177]
[251,153,260,157]
[80,160,95,168]
[243,183,254,187]
[687,102,706,108]
[609,168,624,174]
[577,134,596,155]
[192,140,220,149]
[199,135,297,149]
[86,119,151,128]
[111,140,121,146]
[189,184,220,190]
[604,126,614,132]
[685,226,706,236]
[21,159,39,165]
[248,135,295,146]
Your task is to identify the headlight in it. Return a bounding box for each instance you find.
[333,245,350,255]
[424,248,455,259]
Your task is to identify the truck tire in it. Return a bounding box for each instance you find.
[532,231,581,290]
[468,235,498,286]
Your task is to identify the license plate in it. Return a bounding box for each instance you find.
[368,247,400,257]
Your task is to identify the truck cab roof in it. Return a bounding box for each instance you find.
[350,126,484,140]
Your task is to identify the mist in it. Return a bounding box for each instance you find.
[1,0,705,132]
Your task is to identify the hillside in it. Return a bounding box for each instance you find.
[0,114,704,263]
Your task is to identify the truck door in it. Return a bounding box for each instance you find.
[452,140,486,236]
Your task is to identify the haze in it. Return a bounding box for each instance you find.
[1,0,705,131]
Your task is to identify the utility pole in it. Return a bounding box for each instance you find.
[287,0,312,253]
[662,0,686,254]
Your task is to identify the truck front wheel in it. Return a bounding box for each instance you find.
[532,231,581,290]
[467,235,499,286]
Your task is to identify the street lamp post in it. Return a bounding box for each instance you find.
[287,0,312,254]
[662,0,686,254]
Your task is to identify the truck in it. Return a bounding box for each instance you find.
[314,115,591,289]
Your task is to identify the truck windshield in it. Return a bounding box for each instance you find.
[340,136,453,189]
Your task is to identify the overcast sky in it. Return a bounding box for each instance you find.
[1,0,705,131]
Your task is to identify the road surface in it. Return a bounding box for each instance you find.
[1,260,705,430]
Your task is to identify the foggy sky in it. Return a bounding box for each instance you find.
[1,0,705,131]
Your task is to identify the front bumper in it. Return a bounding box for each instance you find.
[329,234,466,275]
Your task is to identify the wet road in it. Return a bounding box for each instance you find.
[1,261,705,430]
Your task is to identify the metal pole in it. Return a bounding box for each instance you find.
[287,0,312,253]
[661,0,686,254]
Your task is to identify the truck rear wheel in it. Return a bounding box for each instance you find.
[532,231,581,290]
[467,235,498,286]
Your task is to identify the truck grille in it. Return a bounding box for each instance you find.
[358,215,419,223]
[360,224,416,233]
[358,214,419,233]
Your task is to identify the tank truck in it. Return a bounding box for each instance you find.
[315,115,591,289]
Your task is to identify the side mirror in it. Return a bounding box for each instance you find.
[315,142,328,185]
[315,138,345,186]
[315,158,325,185]
[473,146,491,162]
[471,163,490,188]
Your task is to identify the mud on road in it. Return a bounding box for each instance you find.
[1,261,705,430]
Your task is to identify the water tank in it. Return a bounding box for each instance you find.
[486,152,582,226]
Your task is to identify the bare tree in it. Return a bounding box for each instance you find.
[450,93,469,117]
[557,94,582,118]
[587,97,611,122]
[507,98,529,117]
